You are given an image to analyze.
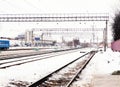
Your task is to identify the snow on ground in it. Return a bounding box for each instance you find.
[71,48,120,87]
[1,48,119,87]
[0,49,85,87]
[92,48,120,74]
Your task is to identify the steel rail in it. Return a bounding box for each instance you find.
[65,51,96,87]
[6,47,52,51]
[0,48,79,60]
[0,49,81,69]
[0,50,52,60]
[28,51,91,87]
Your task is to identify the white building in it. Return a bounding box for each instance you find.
[25,31,33,44]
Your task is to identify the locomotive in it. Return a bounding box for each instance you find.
[0,39,10,50]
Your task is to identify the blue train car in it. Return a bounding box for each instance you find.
[0,39,10,50]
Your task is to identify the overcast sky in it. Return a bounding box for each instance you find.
[0,0,119,14]
[0,0,119,38]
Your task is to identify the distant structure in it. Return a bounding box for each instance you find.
[25,31,33,44]
[0,13,109,50]
[25,30,55,46]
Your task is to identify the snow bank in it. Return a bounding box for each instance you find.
[92,48,120,74]
[71,48,120,87]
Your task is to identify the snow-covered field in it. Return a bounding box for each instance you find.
[0,49,85,87]
[71,48,120,87]
[0,48,120,87]
[91,48,120,74]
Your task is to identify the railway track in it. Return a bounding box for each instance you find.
[0,48,79,60]
[0,47,55,60]
[6,47,53,51]
[0,49,81,69]
[0,50,51,60]
[29,51,96,87]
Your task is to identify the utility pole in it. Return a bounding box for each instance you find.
[41,33,44,46]
[31,30,34,46]
[92,23,95,45]
[104,21,108,51]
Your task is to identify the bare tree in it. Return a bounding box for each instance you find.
[112,12,120,41]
